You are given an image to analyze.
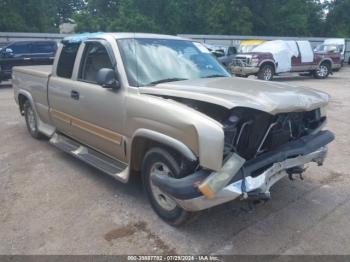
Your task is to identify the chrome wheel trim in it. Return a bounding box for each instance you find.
[263,68,272,80]
[149,162,177,211]
[27,106,36,132]
[317,65,328,77]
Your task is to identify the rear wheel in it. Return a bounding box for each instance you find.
[257,64,274,81]
[24,100,42,139]
[142,147,198,226]
[313,62,330,79]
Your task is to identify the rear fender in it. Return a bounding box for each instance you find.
[17,89,55,137]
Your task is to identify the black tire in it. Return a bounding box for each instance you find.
[142,147,198,226]
[257,64,274,81]
[23,100,42,139]
[313,62,331,79]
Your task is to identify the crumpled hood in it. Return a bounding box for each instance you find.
[139,77,329,115]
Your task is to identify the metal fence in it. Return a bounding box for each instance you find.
[0,32,69,43]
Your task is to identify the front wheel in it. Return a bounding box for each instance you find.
[313,62,330,79]
[142,147,198,226]
[257,64,274,81]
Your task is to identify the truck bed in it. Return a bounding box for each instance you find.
[13,65,52,79]
[12,65,52,128]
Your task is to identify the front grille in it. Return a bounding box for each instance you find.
[260,109,325,153]
[232,56,251,66]
[224,108,325,160]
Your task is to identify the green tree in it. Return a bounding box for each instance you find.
[325,0,350,37]
[0,0,84,32]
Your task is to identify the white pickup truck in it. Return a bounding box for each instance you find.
[13,33,334,225]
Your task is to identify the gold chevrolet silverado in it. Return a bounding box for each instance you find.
[13,33,334,226]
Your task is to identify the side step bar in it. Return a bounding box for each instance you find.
[49,133,129,182]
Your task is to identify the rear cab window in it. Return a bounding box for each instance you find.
[56,43,79,78]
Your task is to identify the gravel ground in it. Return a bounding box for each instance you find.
[0,68,350,255]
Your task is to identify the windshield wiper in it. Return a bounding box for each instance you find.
[201,74,228,78]
[148,78,188,86]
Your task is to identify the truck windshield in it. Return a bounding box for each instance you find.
[117,38,230,87]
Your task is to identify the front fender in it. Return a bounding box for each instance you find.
[126,93,225,171]
[131,128,197,162]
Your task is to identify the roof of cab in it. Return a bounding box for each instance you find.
[62,32,185,44]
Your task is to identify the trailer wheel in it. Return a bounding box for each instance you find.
[257,64,274,81]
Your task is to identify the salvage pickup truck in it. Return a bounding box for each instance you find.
[13,33,334,226]
[231,40,342,81]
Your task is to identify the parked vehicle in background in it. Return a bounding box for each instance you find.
[314,43,343,71]
[13,33,334,225]
[0,40,57,83]
[210,45,238,67]
[231,40,342,81]
[216,40,266,70]
[319,38,346,67]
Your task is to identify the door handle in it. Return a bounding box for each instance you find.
[71,90,80,100]
[23,57,31,60]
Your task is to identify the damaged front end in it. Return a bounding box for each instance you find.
[151,106,334,212]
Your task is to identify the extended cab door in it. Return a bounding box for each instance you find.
[50,40,126,161]
[289,41,315,72]
[48,42,81,136]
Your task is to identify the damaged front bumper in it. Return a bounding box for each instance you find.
[151,130,334,212]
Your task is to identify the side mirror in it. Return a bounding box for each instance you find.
[96,68,120,89]
[4,48,13,57]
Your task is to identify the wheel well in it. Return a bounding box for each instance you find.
[129,136,197,178]
[320,59,332,67]
[260,61,275,72]
[18,94,28,115]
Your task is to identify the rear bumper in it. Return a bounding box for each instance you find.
[231,66,259,76]
[151,130,334,211]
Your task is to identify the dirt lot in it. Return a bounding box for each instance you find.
[1,68,350,255]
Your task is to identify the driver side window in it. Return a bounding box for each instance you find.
[79,42,113,83]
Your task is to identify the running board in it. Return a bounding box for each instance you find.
[49,133,129,183]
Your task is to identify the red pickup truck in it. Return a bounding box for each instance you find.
[231,40,342,81]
